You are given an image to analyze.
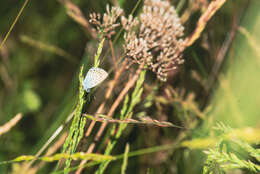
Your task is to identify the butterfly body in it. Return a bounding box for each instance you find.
[83,67,108,92]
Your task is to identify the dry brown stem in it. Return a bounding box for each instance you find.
[89,64,143,148]
[83,114,182,128]
[85,60,127,137]
[0,63,13,90]
[76,60,127,174]
[76,64,143,174]
[181,0,209,23]
[0,113,22,136]
[0,39,12,89]
[184,0,226,47]
[58,0,97,39]
[205,18,237,92]
[109,39,118,71]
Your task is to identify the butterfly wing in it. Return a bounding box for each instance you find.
[83,67,108,91]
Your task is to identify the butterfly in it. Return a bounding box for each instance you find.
[83,67,108,92]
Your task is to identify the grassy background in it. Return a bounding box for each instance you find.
[0,0,259,173]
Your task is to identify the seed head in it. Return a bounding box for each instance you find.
[89,5,123,39]
[123,0,185,81]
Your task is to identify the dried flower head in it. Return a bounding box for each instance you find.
[89,5,123,39]
[122,0,185,81]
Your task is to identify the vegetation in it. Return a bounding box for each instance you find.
[0,0,259,173]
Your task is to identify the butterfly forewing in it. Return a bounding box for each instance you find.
[83,67,108,91]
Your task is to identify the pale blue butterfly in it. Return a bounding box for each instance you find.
[83,67,108,92]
